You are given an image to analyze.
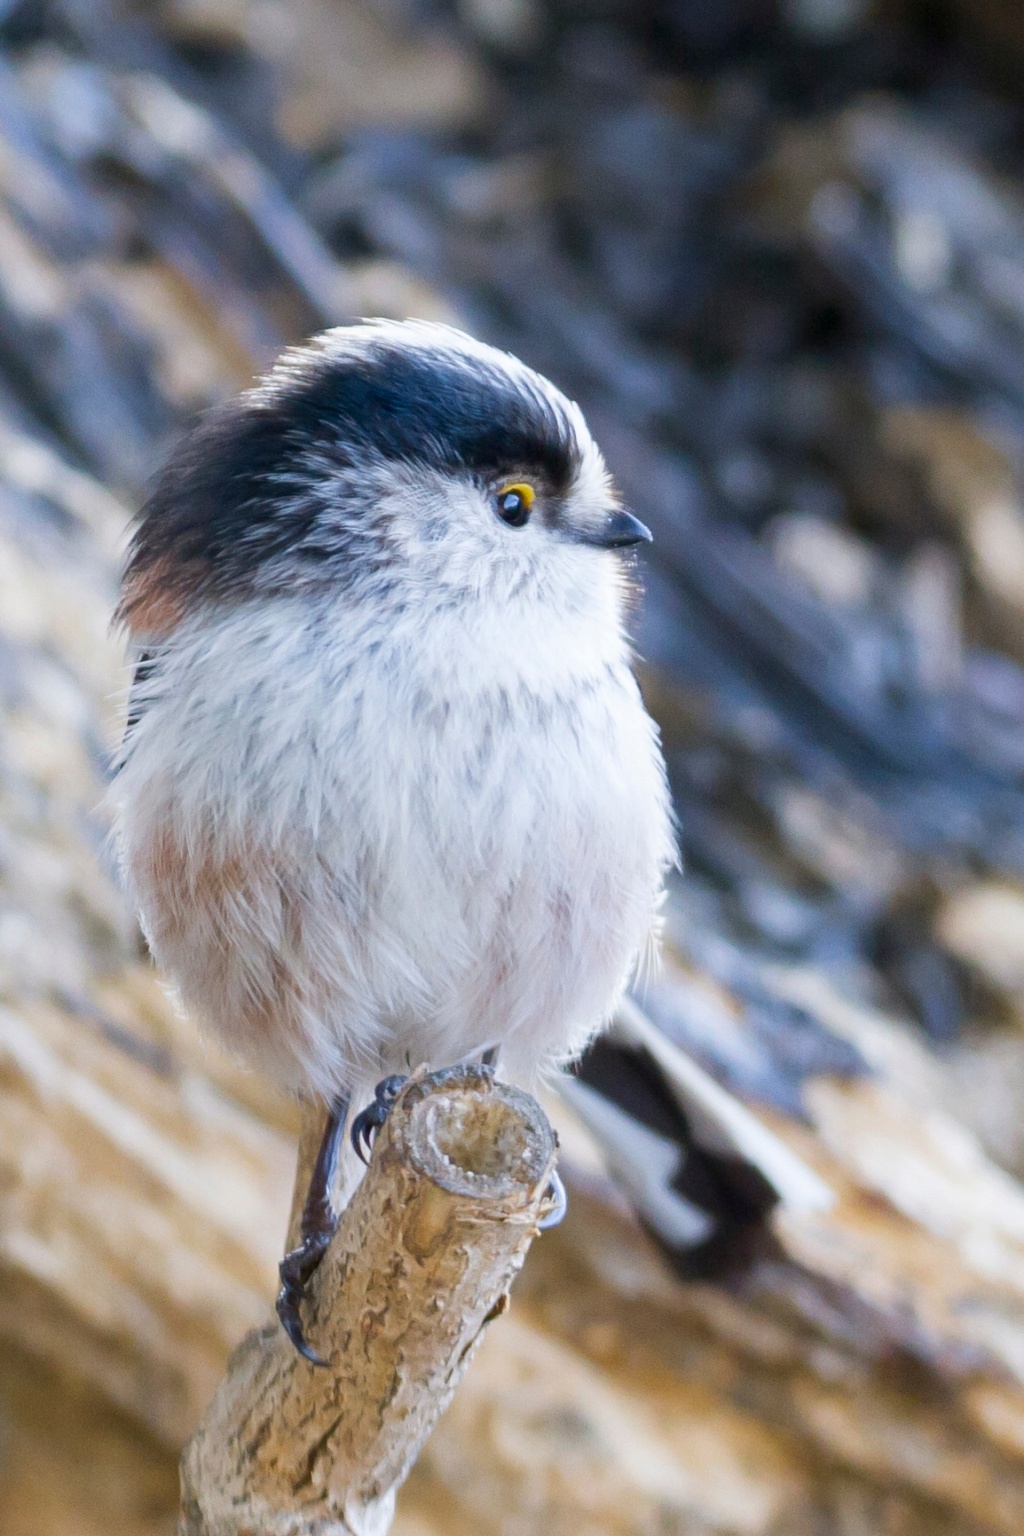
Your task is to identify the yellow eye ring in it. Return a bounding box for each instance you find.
[495,481,535,528]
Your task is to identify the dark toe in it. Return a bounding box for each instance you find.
[276,1284,329,1367]
[278,1231,330,1290]
[276,1228,337,1364]
[376,1073,408,1104]
[350,1075,409,1163]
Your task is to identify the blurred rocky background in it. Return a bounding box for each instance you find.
[6,0,1024,1532]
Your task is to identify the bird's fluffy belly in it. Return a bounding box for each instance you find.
[117,605,672,1097]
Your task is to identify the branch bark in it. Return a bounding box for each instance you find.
[178,1064,558,1536]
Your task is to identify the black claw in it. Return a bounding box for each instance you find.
[350,1105,378,1165]
[350,1074,408,1163]
[277,1267,330,1367]
[351,1116,374,1165]
[537,1168,567,1230]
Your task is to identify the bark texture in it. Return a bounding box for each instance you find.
[178,1068,557,1536]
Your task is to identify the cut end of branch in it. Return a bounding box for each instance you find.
[399,1066,555,1201]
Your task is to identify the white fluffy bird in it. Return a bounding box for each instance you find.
[112,320,675,1359]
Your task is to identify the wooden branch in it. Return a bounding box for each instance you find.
[178,1065,558,1536]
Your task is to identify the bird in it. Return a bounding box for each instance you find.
[111,319,676,1361]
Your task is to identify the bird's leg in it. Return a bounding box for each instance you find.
[350,1074,408,1164]
[277,1089,350,1366]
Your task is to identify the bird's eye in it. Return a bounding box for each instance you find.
[495,481,535,528]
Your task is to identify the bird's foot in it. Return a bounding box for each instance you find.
[537,1167,567,1230]
[277,1224,335,1366]
[275,1089,350,1366]
[351,1074,408,1164]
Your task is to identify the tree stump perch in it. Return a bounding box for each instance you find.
[178,1065,559,1536]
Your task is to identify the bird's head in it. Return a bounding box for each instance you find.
[119,320,650,638]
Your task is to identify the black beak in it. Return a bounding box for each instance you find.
[573,510,653,550]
